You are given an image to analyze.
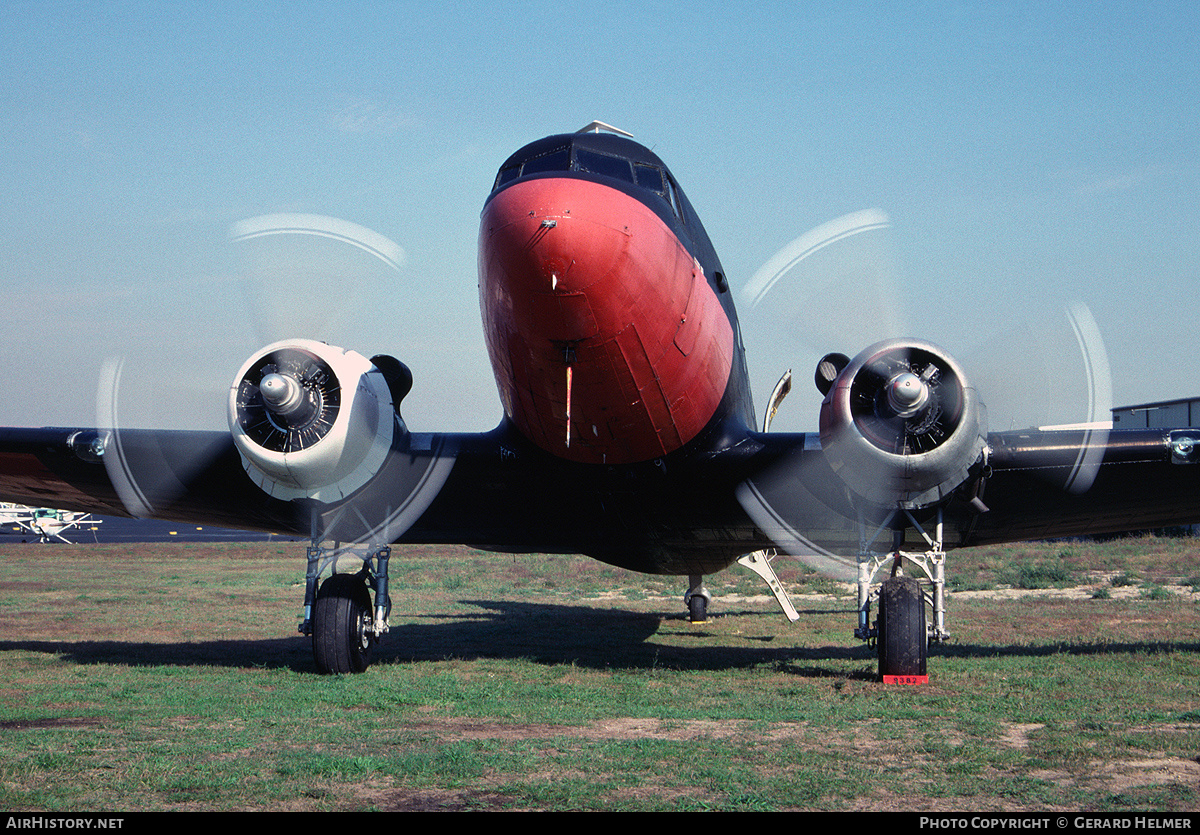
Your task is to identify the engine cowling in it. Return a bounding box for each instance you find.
[228,339,398,501]
[818,339,986,509]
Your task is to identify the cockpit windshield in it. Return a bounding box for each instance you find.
[518,146,570,176]
[491,141,668,200]
[486,131,725,272]
[633,164,664,194]
[573,148,634,184]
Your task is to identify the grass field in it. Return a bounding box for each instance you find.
[1,536,1198,812]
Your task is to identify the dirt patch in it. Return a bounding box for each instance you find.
[1096,757,1200,793]
[396,715,787,743]
[0,716,105,730]
[954,578,1199,602]
[372,715,1077,750]
[369,786,525,812]
[999,722,1044,749]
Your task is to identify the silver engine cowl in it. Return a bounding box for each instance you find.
[818,339,986,509]
[228,339,396,501]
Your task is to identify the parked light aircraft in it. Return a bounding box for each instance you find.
[0,503,101,543]
[2,123,1198,680]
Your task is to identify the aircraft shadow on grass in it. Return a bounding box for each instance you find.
[2,598,1197,676]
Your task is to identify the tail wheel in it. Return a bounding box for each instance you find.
[877,576,927,683]
[688,593,708,624]
[312,573,375,674]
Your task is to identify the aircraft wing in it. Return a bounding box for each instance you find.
[737,425,1200,563]
[5,420,1199,569]
[0,426,294,530]
[0,424,461,544]
[966,426,1200,543]
[0,341,487,546]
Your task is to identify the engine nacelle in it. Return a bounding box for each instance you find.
[818,339,986,509]
[228,339,399,502]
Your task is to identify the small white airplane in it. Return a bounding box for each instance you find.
[0,503,102,543]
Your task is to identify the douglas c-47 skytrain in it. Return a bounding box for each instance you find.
[3,122,1199,681]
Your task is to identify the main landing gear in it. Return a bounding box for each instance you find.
[688,515,942,683]
[855,507,948,684]
[301,541,392,674]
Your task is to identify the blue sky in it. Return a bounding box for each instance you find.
[2,1,1197,433]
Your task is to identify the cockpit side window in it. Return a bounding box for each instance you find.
[493,165,521,190]
[664,175,686,224]
[633,163,664,195]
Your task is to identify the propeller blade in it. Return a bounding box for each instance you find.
[737,211,1114,571]
[736,474,860,583]
[93,213,449,550]
[231,213,405,346]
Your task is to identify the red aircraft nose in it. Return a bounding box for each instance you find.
[479,176,733,464]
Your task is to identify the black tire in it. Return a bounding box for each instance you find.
[877,576,927,682]
[688,593,708,623]
[312,573,374,674]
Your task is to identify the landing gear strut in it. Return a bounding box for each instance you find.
[301,540,392,674]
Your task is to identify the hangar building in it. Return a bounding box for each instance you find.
[1112,397,1200,429]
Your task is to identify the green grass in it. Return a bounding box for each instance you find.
[1,537,1198,811]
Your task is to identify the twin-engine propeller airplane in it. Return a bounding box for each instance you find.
[3,122,1200,680]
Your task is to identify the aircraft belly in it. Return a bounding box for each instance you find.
[403,434,762,576]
